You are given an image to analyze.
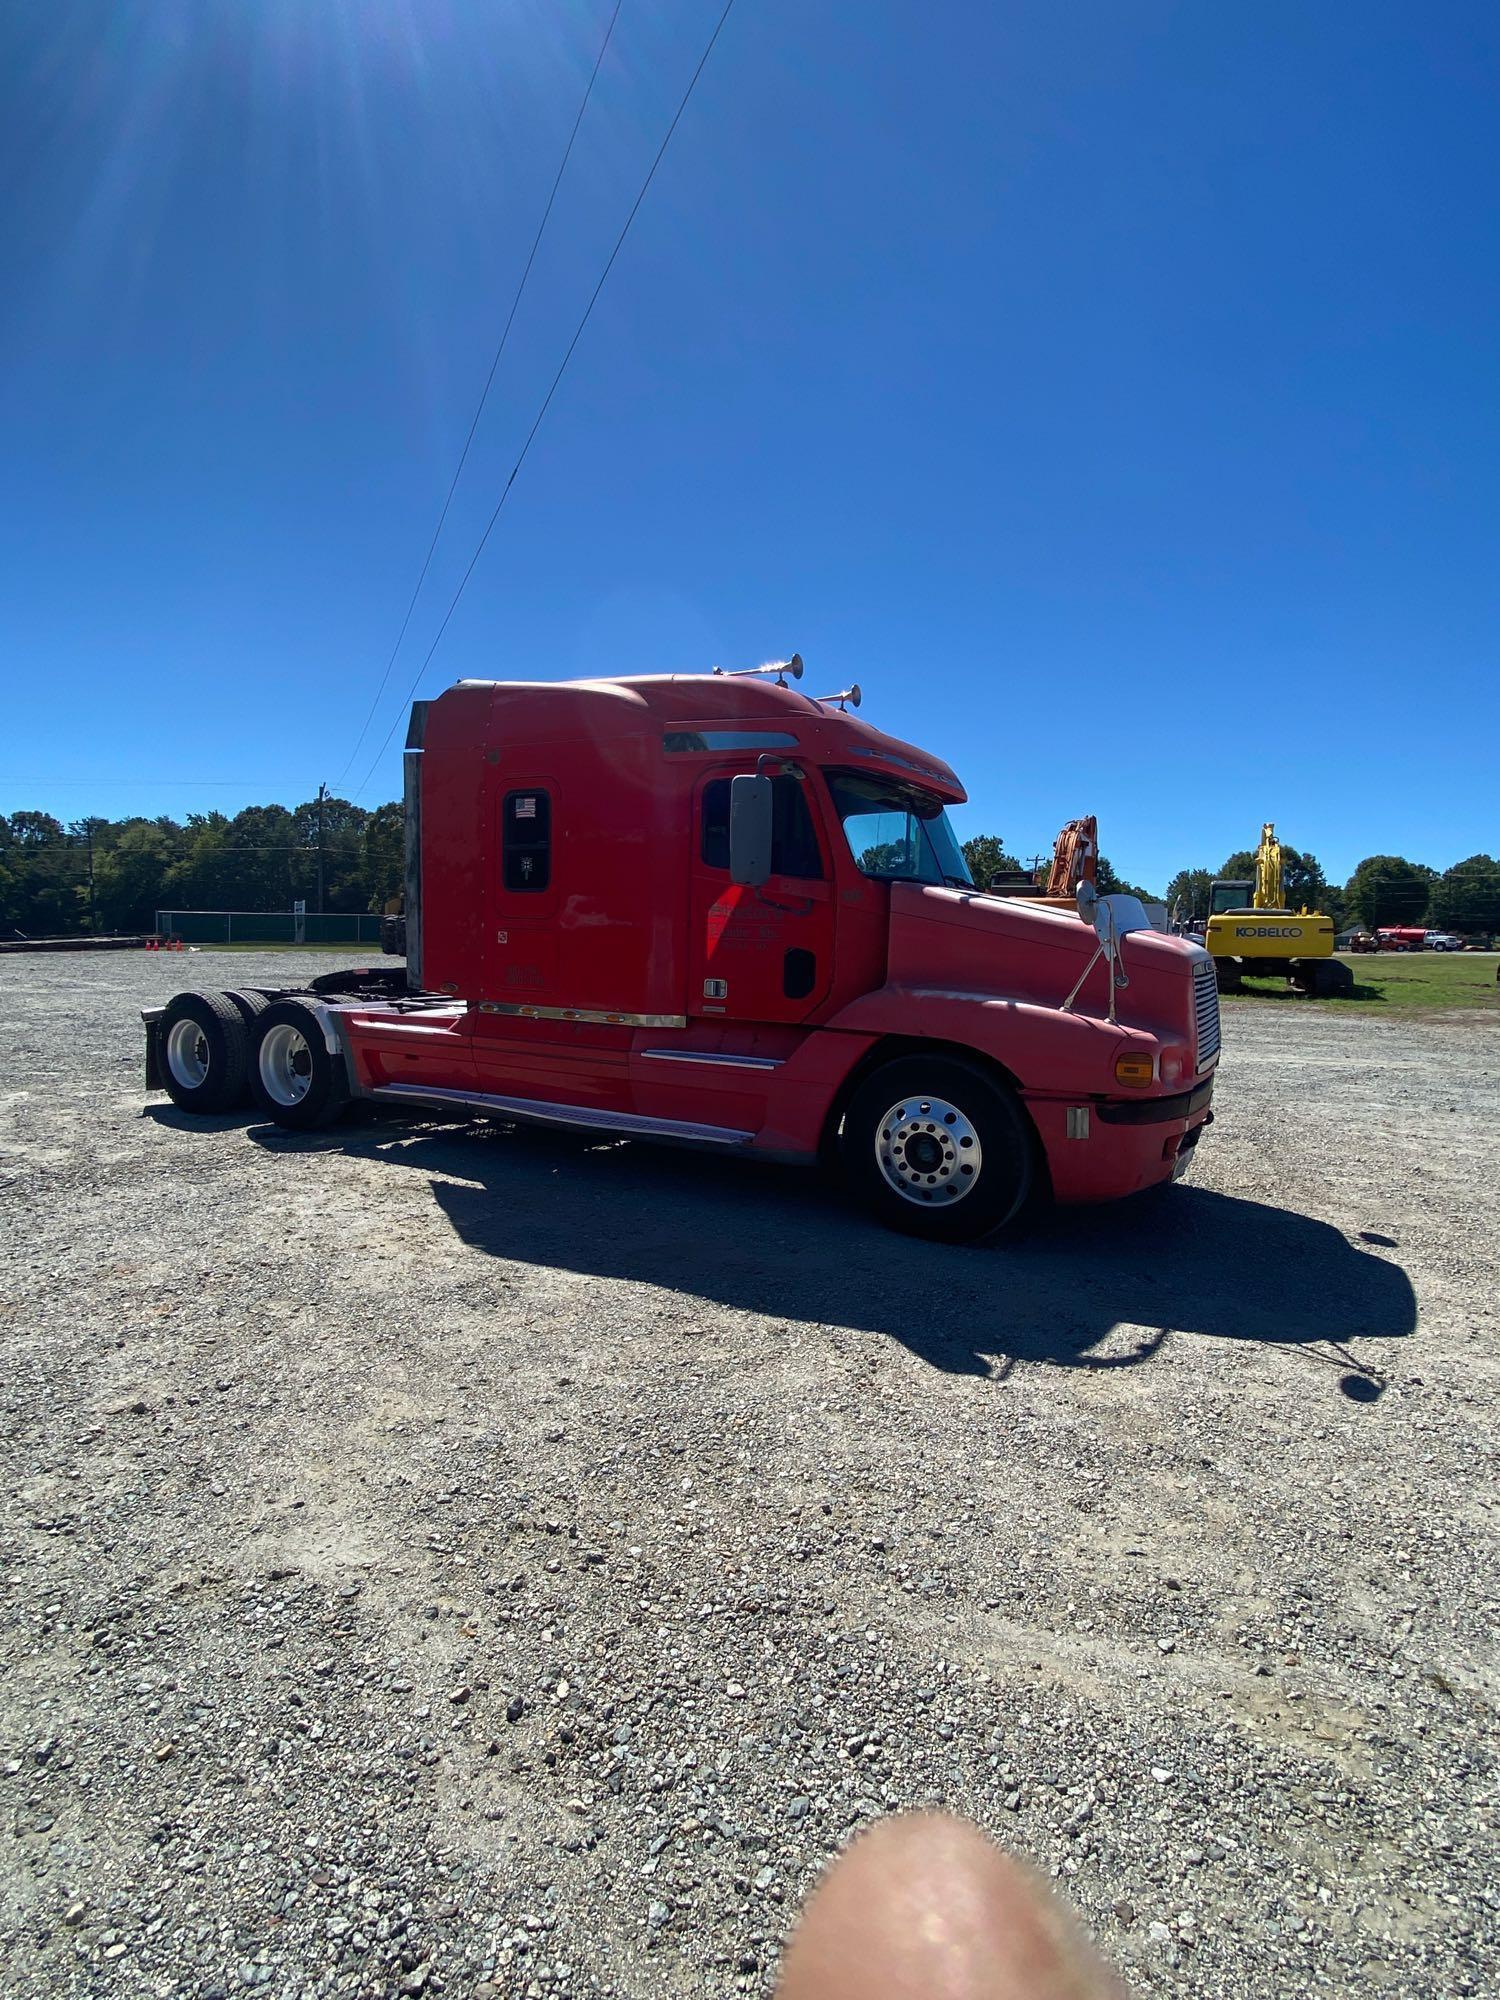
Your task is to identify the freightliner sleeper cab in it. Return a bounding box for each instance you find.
[145,669,1220,1242]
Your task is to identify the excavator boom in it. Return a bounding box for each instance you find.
[1253,822,1284,910]
[1044,816,1098,899]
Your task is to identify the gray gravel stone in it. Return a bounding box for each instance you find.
[0,951,1496,2000]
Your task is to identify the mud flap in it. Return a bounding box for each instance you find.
[142,1009,163,1091]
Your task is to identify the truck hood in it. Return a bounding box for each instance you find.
[886,884,1203,1040]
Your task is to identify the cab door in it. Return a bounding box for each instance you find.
[689,770,834,1024]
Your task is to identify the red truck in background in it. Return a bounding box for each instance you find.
[144,667,1220,1242]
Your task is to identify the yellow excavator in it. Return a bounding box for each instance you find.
[1204,823,1352,996]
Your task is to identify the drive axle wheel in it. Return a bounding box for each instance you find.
[156,990,251,1113]
[248,1000,350,1130]
[224,987,269,1028]
[841,1055,1037,1243]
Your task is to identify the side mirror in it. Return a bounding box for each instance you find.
[729,773,773,887]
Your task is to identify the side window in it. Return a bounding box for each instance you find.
[702,780,731,871]
[700,776,824,880]
[502,789,551,893]
[770,775,824,880]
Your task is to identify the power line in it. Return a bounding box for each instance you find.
[353,0,740,801]
[332,0,623,791]
[0,778,297,788]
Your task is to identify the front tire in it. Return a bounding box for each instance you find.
[840,1055,1037,1243]
[248,1000,350,1130]
[156,990,251,1113]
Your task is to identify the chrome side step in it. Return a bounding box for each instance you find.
[371,1082,754,1148]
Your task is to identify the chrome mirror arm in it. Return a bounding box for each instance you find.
[1064,897,1129,1021]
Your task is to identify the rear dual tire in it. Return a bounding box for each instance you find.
[247,999,350,1131]
[156,989,349,1128]
[157,990,251,1113]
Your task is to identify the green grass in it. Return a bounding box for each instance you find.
[173,943,1500,1012]
[1225,951,1500,1014]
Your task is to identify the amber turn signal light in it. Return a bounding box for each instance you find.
[1113,1052,1155,1087]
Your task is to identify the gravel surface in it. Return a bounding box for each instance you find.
[2,951,1496,1999]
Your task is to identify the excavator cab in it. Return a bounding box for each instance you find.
[1208,879,1256,916]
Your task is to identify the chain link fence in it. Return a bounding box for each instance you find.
[155,910,385,946]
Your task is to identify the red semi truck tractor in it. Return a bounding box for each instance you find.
[144,670,1220,1242]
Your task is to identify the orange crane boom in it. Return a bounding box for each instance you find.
[1044,816,1098,899]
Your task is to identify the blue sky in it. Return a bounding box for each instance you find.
[2,0,1496,891]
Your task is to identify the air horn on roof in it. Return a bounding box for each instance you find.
[814,685,861,711]
[711,653,804,685]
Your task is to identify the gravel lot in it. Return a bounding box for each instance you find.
[3,951,1496,2000]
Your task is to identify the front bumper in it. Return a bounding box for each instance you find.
[1093,1077,1215,1126]
[1027,1072,1216,1203]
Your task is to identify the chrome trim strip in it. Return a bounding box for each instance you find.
[347,1019,467,1038]
[372,1083,753,1147]
[639,1048,784,1070]
[478,1002,687,1028]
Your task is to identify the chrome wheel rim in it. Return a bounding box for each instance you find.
[875,1094,982,1206]
[165,1018,210,1088]
[259,1023,314,1106]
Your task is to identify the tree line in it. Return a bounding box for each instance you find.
[0,799,405,938]
[1162,846,1500,936]
[2,803,1161,940]
[4,799,1495,942]
[962,832,1500,937]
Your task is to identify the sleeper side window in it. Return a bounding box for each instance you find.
[502,790,551,893]
[700,776,824,880]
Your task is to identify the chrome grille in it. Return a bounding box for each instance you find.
[1193,956,1221,1068]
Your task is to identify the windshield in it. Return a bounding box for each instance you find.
[1210,881,1252,915]
[826,772,973,888]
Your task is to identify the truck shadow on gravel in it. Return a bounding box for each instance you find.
[244,1117,1417,1383]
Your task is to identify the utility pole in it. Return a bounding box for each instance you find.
[85,819,97,933]
[315,782,327,914]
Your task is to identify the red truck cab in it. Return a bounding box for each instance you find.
[147,672,1219,1241]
